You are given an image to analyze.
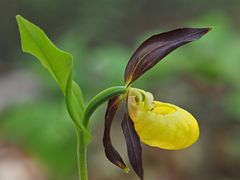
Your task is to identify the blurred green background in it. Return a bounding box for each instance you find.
[0,0,240,180]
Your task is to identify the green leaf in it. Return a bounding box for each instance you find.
[65,74,87,133]
[16,15,72,93]
[16,15,88,134]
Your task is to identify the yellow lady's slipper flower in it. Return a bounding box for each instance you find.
[103,27,211,180]
[127,88,199,150]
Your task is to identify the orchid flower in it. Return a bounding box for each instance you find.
[16,15,211,180]
[103,28,211,179]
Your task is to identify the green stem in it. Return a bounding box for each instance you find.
[76,85,127,180]
[83,86,127,126]
[77,129,88,180]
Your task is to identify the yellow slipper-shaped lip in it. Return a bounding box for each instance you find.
[127,88,199,150]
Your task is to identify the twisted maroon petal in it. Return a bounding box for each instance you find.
[122,112,143,179]
[124,27,211,85]
[103,96,128,171]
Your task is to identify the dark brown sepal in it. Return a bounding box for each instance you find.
[122,113,143,180]
[103,96,128,171]
[124,27,212,85]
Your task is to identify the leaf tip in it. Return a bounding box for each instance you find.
[16,14,21,19]
[16,15,24,23]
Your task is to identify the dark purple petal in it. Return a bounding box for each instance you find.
[124,27,212,85]
[103,96,128,171]
[122,113,143,180]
